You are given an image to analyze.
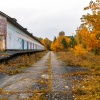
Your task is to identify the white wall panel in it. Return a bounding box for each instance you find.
[6,21,44,50]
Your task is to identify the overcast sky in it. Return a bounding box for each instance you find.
[0,0,90,40]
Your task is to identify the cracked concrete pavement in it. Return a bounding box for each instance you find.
[0,51,86,100]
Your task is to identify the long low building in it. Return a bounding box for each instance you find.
[0,11,44,51]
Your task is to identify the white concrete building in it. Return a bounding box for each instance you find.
[0,11,44,51]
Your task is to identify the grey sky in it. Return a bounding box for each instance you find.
[0,0,90,40]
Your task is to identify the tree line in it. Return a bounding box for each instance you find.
[37,0,100,55]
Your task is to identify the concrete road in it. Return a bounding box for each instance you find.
[0,51,86,100]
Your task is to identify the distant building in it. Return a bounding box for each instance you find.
[0,11,44,51]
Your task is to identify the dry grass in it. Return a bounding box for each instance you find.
[37,78,48,85]
[62,71,90,77]
[0,51,47,75]
[57,51,100,70]
[56,51,100,100]
[0,88,3,94]
[27,90,47,100]
[73,75,100,100]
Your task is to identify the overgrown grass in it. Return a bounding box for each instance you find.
[0,88,3,93]
[57,51,100,69]
[0,51,47,75]
[27,89,48,100]
[56,51,100,100]
[73,75,100,100]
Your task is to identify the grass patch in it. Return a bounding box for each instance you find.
[0,51,47,75]
[56,51,100,69]
[7,68,21,75]
[56,51,100,100]
[63,71,90,77]
[0,88,3,93]
[0,98,8,100]
[28,89,48,100]
[73,75,100,100]
[37,78,48,85]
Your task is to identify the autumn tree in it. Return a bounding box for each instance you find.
[53,36,57,42]
[68,36,77,48]
[74,44,87,56]
[41,38,52,50]
[51,31,71,51]
[59,31,65,36]
[75,0,100,55]
[61,38,68,48]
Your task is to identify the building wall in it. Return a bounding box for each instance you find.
[6,21,44,50]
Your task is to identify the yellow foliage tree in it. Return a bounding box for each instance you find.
[74,44,87,56]
[41,38,52,50]
[75,0,100,55]
[51,34,71,51]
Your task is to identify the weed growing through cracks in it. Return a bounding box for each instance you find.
[28,52,53,100]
